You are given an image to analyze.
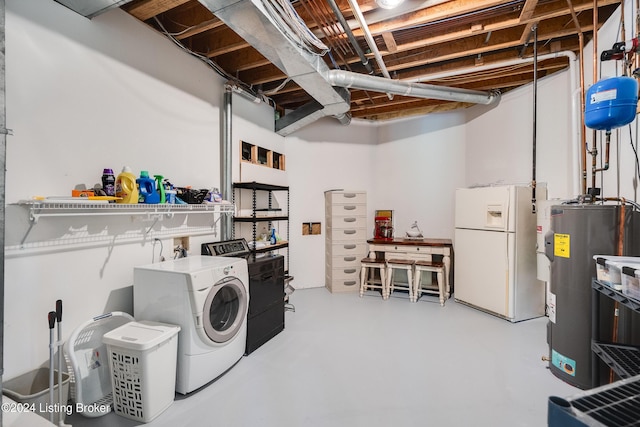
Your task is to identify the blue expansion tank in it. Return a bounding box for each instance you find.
[585,76,638,131]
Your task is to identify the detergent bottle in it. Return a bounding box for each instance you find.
[137,171,160,204]
[154,174,166,204]
[115,166,138,204]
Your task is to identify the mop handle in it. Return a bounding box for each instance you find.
[48,311,56,424]
[56,299,63,424]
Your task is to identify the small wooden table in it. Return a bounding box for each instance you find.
[366,238,454,296]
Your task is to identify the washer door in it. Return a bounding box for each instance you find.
[203,276,248,344]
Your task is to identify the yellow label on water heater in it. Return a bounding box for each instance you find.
[554,233,570,258]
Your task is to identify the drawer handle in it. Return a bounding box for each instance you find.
[343,206,356,210]
[344,280,357,286]
[344,193,356,198]
[344,244,356,249]
[344,217,356,222]
[344,256,356,262]
[344,230,356,235]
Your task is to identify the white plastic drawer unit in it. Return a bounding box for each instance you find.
[326,254,361,269]
[325,190,367,293]
[325,191,367,205]
[325,214,366,228]
[325,243,367,257]
[325,227,367,242]
[325,203,367,217]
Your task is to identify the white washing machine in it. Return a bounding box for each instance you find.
[133,255,249,394]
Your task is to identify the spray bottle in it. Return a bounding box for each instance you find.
[154,174,166,204]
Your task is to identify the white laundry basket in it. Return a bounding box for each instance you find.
[102,320,180,423]
[65,311,134,417]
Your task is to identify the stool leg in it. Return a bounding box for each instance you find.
[437,270,445,306]
[359,265,367,297]
[407,268,414,302]
[413,268,421,302]
[380,268,387,299]
[384,267,392,299]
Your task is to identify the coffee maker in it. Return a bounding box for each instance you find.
[374,212,394,240]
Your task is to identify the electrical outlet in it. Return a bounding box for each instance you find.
[173,236,190,252]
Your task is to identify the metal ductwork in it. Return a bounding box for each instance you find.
[326,70,501,105]
[199,0,499,134]
[54,0,135,19]
[198,0,351,136]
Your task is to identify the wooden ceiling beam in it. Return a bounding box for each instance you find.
[519,0,539,22]
[214,48,271,72]
[384,23,594,72]
[124,0,192,21]
[355,0,516,36]
[175,18,226,40]
[354,0,618,38]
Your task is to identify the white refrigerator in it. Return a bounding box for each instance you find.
[454,185,546,322]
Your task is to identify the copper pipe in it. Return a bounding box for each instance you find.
[637,0,640,71]
[566,0,588,195]
[590,0,599,196]
[592,0,598,105]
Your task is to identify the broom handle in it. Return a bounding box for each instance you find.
[48,311,56,423]
[56,300,63,424]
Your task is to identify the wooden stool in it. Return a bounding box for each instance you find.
[413,260,446,306]
[360,258,387,298]
[386,259,415,301]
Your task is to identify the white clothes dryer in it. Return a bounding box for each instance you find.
[133,256,249,394]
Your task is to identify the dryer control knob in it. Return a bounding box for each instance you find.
[223,266,232,275]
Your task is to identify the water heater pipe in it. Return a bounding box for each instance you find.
[531,24,538,213]
[589,0,599,196]
[565,0,588,196]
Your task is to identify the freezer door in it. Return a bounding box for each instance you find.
[455,186,515,232]
[454,228,515,318]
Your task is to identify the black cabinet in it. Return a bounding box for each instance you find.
[245,254,285,355]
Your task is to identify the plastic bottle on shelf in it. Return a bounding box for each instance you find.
[154,174,166,204]
[101,169,116,198]
[115,166,138,204]
[137,171,160,204]
[164,179,176,204]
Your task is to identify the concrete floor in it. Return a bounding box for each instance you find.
[66,287,578,427]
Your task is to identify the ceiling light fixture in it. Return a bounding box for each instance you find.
[375,0,404,9]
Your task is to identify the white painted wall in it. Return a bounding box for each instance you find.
[285,118,377,288]
[464,62,576,199]
[375,112,467,238]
